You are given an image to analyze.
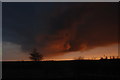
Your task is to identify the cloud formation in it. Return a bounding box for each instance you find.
[3,2,119,56]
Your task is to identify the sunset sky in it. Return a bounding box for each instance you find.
[2,2,119,61]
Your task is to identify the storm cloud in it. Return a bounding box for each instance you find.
[3,2,119,56]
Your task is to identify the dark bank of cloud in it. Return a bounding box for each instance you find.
[3,2,119,56]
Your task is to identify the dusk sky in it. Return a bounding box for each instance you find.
[2,2,119,61]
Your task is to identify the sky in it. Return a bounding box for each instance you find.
[2,2,119,61]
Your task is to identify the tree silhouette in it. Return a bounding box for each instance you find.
[100,57,103,60]
[29,49,43,61]
[110,56,112,59]
[105,56,108,59]
[112,56,115,59]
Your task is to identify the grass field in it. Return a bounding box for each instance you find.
[2,59,120,80]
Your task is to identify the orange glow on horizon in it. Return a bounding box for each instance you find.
[2,43,118,61]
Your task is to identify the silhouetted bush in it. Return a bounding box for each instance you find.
[105,56,108,59]
[100,57,103,60]
[29,49,43,61]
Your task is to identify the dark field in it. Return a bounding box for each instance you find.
[2,59,120,80]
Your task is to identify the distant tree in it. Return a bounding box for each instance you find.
[100,57,103,60]
[105,56,108,59]
[110,56,112,59]
[112,56,115,59]
[29,49,43,61]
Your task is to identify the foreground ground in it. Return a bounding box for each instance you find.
[2,59,120,80]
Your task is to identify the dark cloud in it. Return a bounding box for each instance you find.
[3,2,119,56]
